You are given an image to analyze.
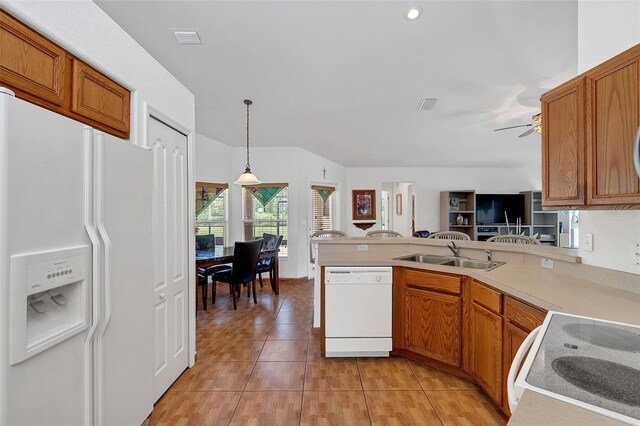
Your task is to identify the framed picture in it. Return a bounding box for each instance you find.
[352,189,376,221]
[449,197,459,211]
[396,193,403,215]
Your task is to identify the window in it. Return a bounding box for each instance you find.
[311,185,335,234]
[243,184,288,256]
[196,188,229,247]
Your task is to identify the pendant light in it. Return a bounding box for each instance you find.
[234,99,262,185]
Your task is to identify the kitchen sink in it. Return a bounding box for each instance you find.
[440,258,505,271]
[394,254,504,271]
[394,254,453,264]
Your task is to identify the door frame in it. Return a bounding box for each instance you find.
[142,102,196,368]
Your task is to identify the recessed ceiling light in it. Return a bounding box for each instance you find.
[405,6,422,21]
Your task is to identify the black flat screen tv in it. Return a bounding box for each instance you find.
[476,194,525,225]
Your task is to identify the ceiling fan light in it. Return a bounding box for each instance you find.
[533,124,542,134]
[532,113,542,123]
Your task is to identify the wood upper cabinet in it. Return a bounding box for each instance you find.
[405,287,462,367]
[541,76,586,207]
[0,11,130,139]
[71,59,130,136]
[0,10,66,106]
[542,43,640,208]
[586,47,640,205]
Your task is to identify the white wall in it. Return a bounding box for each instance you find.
[195,138,347,278]
[577,0,640,274]
[344,165,541,237]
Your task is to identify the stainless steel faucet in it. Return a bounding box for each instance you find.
[447,241,460,257]
[485,249,493,263]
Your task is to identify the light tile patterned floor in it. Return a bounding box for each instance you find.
[150,278,507,425]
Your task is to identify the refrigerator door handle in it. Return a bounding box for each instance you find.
[82,126,101,426]
[93,131,113,426]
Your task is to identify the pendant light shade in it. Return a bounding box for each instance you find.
[234,99,261,185]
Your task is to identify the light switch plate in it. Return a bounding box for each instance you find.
[541,258,554,269]
[357,244,368,251]
[583,233,593,252]
[632,243,640,266]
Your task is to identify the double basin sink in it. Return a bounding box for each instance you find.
[394,253,504,271]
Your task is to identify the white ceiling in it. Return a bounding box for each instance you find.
[96,0,578,168]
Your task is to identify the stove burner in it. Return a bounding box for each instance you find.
[562,323,640,353]
[552,356,640,410]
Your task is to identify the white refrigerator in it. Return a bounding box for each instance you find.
[0,88,154,425]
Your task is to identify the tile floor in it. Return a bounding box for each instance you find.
[150,278,507,425]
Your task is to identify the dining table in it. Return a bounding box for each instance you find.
[196,245,281,295]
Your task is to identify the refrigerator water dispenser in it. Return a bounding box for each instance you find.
[10,245,90,364]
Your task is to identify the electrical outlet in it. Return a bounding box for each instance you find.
[357,244,368,251]
[541,258,554,269]
[583,233,594,252]
[632,243,640,266]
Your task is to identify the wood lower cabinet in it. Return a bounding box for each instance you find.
[586,47,640,205]
[393,268,548,417]
[502,322,529,415]
[470,301,503,404]
[405,287,462,367]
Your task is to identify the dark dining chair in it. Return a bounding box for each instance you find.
[197,264,232,310]
[256,233,283,289]
[211,239,264,309]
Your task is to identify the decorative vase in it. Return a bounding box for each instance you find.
[456,214,464,225]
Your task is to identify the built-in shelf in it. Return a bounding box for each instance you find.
[440,191,476,240]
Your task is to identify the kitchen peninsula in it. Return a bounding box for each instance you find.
[313,237,640,424]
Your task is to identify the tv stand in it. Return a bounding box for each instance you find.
[476,225,532,241]
[440,190,559,246]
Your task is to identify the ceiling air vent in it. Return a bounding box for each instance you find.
[417,97,438,111]
[173,30,201,44]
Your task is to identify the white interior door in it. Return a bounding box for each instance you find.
[148,116,189,401]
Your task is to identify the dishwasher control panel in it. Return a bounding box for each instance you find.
[325,267,392,284]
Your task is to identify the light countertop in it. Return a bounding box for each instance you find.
[315,240,640,424]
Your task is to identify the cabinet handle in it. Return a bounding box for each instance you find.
[507,326,541,413]
[634,126,640,178]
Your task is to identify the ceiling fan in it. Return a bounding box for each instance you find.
[494,113,542,137]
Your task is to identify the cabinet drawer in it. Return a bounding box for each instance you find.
[71,59,130,137]
[0,11,66,106]
[471,280,502,314]
[505,297,546,332]
[405,269,460,294]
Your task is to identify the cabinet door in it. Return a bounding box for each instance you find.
[470,302,503,404]
[502,322,529,415]
[541,76,586,207]
[405,287,461,367]
[0,10,66,106]
[71,59,130,138]
[586,47,640,205]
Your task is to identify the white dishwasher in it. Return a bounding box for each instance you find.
[325,266,392,357]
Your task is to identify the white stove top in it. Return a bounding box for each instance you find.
[517,312,640,424]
